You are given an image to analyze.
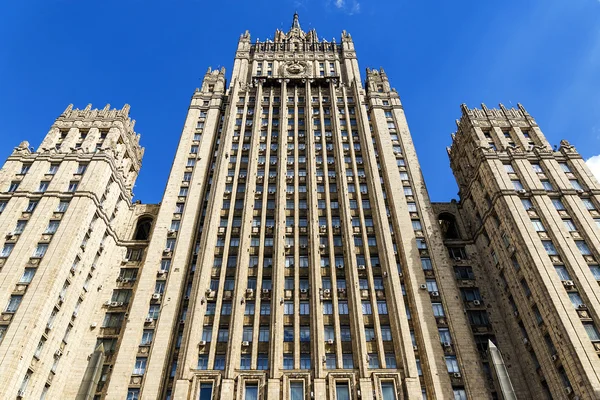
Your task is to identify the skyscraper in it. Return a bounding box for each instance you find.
[0,13,599,400]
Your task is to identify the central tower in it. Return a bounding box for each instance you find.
[97,14,488,400]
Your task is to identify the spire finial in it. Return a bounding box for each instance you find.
[291,12,301,30]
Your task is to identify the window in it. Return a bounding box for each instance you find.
[432,303,445,317]
[244,383,258,400]
[133,357,147,375]
[583,198,596,210]
[570,179,583,190]
[19,268,36,284]
[7,181,19,192]
[362,301,372,315]
[45,220,60,234]
[576,241,592,255]
[384,353,397,368]
[76,164,88,174]
[554,265,571,281]
[38,181,50,192]
[33,243,48,258]
[542,241,557,255]
[541,180,553,191]
[285,382,304,400]
[6,295,22,312]
[552,198,566,210]
[453,389,467,400]
[504,164,515,173]
[199,383,213,400]
[584,324,600,341]
[127,389,140,400]
[257,354,268,370]
[284,301,294,315]
[1,243,15,257]
[521,198,533,210]
[283,354,294,370]
[445,356,459,373]
[335,382,350,400]
[141,330,154,345]
[531,219,545,232]
[531,163,543,173]
[56,201,69,212]
[512,180,523,190]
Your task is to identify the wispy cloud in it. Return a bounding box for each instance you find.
[329,0,361,14]
[586,155,600,182]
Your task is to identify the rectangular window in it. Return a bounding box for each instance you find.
[68,181,78,192]
[380,383,397,400]
[33,243,48,258]
[133,357,147,375]
[199,383,213,400]
[6,295,22,312]
[19,268,36,284]
[1,244,15,257]
[290,382,304,400]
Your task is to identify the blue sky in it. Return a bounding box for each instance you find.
[1,0,599,203]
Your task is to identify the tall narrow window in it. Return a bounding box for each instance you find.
[198,383,213,400]
[381,382,397,400]
[245,383,258,400]
[336,382,350,400]
[290,381,304,400]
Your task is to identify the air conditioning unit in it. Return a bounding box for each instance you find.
[5,232,14,238]
[430,291,439,297]
[262,289,270,294]
[300,289,308,294]
[224,190,231,195]
[70,266,76,274]
[452,373,462,378]
[336,265,344,269]
[17,389,25,397]
[443,341,451,347]
[357,264,366,270]
[157,269,167,275]
[323,289,331,295]
[513,311,519,317]
[80,244,86,250]
[91,263,97,270]
[453,257,462,262]
[199,340,207,346]
[59,295,65,303]
[110,302,120,307]
[168,229,176,235]
[55,350,63,357]
[327,339,334,345]
[565,387,573,395]
[578,304,587,310]
[145,317,154,323]
[419,284,427,290]
[90,323,97,329]
[517,189,526,194]
[473,300,481,306]
[242,341,250,347]
[319,244,326,250]
[72,311,78,318]
[285,244,292,249]
[163,248,172,254]
[551,354,558,362]
[576,190,584,194]
[246,288,254,295]
[413,345,418,351]
[563,280,574,288]
[123,278,131,283]
[152,293,161,300]
[522,338,529,345]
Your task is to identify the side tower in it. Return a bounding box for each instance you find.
[448,103,600,399]
[0,104,149,399]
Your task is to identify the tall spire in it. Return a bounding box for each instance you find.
[291,12,301,31]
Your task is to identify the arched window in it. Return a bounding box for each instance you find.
[438,213,460,240]
[134,217,153,241]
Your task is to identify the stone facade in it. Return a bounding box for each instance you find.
[0,13,599,400]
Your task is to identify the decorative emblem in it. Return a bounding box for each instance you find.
[282,61,309,77]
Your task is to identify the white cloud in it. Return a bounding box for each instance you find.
[586,155,600,182]
[335,0,345,8]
